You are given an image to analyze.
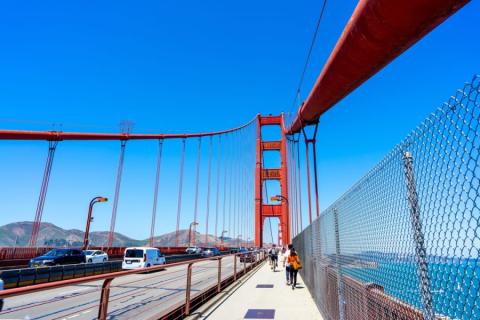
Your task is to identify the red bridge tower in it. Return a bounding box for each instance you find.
[255,114,290,247]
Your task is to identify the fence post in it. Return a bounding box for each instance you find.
[333,208,345,320]
[234,255,237,281]
[185,263,193,316]
[217,258,222,293]
[98,278,114,320]
[243,255,247,275]
[402,151,435,320]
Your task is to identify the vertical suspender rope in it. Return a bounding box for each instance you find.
[214,135,221,247]
[149,139,163,247]
[296,138,303,232]
[241,166,245,247]
[228,133,234,242]
[292,140,298,237]
[312,141,320,218]
[232,139,237,247]
[288,140,296,243]
[234,130,242,246]
[292,137,298,236]
[108,140,127,247]
[175,138,186,247]
[244,166,248,246]
[311,126,320,218]
[303,133,313,225]
[292,138,299,236]
[287,140,294,239]
[301,124,319,226]
[204,136,213,245]
[30,140,59,247]
[221,134,229,247]
[237,152,243,247]
[192,138,202,245]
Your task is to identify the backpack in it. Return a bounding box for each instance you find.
[292,257,302,270]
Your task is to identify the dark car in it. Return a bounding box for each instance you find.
[229,247,240,254]
[239,248,256,263]
[29,248,86,267]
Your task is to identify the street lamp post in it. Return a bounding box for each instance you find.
[271,195,289,246]
[188,222,199,247]
[83,196,108,250]
[220,230,228,247]
[237,234,242,248]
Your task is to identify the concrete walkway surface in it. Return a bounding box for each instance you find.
[189,261,323,320]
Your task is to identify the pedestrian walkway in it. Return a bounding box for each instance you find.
[189,261,323,320]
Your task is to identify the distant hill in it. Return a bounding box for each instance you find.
[0,221,247,247]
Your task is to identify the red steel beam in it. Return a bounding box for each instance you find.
[288,0,470,133]
[0,116,257,141]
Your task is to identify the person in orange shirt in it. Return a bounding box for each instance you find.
[287,249,301,289]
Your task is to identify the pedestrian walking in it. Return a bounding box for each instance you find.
[287,248,302,289]
[282,244,293,285]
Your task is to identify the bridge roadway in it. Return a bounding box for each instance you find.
[0,256,249,320]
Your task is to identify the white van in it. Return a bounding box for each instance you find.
[122,247,166,270]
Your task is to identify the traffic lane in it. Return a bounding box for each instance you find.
[0,263,201,319]
[0,258,240,320]
[106,259,239,319]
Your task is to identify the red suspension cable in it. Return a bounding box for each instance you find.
[175,138,186,247]
[108,140,127,247]
[149,139,163,247]
[204,136,213,245]
[303,136,313,225]
[296,139,303,231]
[192,138,202,245]
[312,139,320,218]
[221,134,229,247]
[228,133,234,242]
[30,140,58,247]
[214,135,222,246]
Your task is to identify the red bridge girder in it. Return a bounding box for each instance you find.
[288,0,469,133]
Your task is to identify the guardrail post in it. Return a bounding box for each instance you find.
[402,151,435,320]
[217,258,222,293]
[334,208,345,320]
[234,255,237,281]
[98,278,114,320]
[185,263,193,316]
[243,255,247,275]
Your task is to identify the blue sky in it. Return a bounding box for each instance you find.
[0,1,478,243]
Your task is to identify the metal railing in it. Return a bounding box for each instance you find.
[293,75,480,320]
[0,246,199,261]
[0,250,266,319]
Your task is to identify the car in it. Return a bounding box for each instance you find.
[0,278,3,311]
[28,248,86,267]
[201,247,220,257]
[238,247,255,262]
[185,246,202,254]
[83,250,108,263]
[229,247,240,254]
[240,251,257,263]
[122,247,166,270]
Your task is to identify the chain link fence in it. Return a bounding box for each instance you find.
[293,75,480,320]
